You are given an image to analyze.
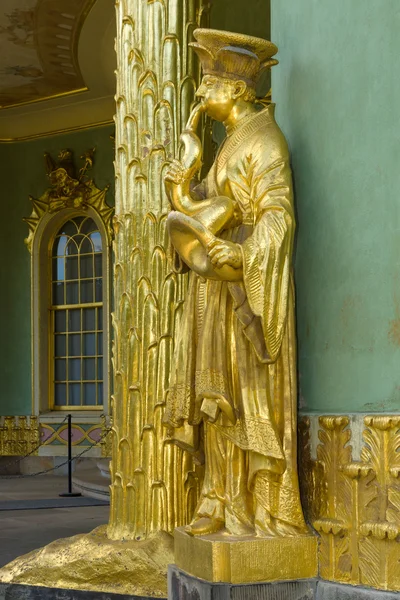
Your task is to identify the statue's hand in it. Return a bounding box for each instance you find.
[207,239,243,269]
[165,159,193,185]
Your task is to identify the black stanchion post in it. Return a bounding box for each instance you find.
[59,414,81,498]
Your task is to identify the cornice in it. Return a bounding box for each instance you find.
[0,118,114,143]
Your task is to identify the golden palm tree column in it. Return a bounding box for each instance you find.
[108,0,209,542]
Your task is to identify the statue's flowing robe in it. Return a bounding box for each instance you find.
[164,105,306,532]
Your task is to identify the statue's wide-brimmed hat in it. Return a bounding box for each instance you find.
[190,28,278,87]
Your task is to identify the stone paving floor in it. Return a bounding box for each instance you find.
[0,476,109,568]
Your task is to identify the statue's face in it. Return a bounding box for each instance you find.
[195,75,236,121]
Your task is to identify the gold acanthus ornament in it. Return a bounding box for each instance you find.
[300,415,400,592]
[163,28,310,543]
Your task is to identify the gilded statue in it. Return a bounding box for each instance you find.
[164,29,308,538]
[44,149,94,212]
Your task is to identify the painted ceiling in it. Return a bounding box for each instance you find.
[0,0,116,139]
[0,0,97,108]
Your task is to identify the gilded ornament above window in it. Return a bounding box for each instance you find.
[23,148,113,252]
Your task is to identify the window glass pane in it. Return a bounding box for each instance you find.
[54,235,68,257]
[66,239,78,255]
[94,254,102,277]
[68,334,81,356]
[59,220,78,237]
[68,358,81,380]
[83,383,96,406]
[68,309,81,332]
[53,282,64,305]
[95,278,102,302]
[91,231,102,252]
[65,256,78,280]
[80,280,93,303]
[55,359,66,381]
[97,357,103,379]
[54,383,67,406]
[82,308,95,331]
[97,307,103,330]
[74,234,84,248]
[55,311,66,332]
[66,281,79,304]
[81,218,97,235]
[81,237,93,254]
[53,257,65,281]
[73,216,85,227]
[80,254,93,278]
[69,383,81,406]
[97,382,103,404]
[97,332,103,355]
[83,358,95,380]
[55,334,66,357]
[83,333,96,356]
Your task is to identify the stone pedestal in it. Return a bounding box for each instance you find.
[174,528,318,584]
[0,583,153,600]
[168,571,400,600]
[317,581,400,600]
[168,566,317,600]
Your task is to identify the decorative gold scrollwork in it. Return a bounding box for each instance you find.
[24,148,113,252]
[300,414,400,591]
[0,416,39,456]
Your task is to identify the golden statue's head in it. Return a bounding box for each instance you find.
[191,29,278,121]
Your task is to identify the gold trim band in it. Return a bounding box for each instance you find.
[0,119,114,143]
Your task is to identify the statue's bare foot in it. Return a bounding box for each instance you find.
[185,517,224,536]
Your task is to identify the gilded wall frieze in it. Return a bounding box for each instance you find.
[300,414,400,591]
[0,416,110,457]
[0,416,39,456]
[40,422,104,448]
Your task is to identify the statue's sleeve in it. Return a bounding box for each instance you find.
[231,152,295,362]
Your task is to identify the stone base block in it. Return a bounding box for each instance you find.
[317,581,400,599]
[174,528,318,584]
[168,566,317,600]
[169,571,400,600]
[0,583,154,600]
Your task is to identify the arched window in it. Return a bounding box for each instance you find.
[25,149,113,417]
[50,216,104,409]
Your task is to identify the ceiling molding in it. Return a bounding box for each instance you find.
[0,93,115,140]
[0,118,114,143]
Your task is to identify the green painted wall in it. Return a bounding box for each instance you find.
[211,0,270,38]
[0,125,114,415]
[272,0,400,413]
[209,1,271,144]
